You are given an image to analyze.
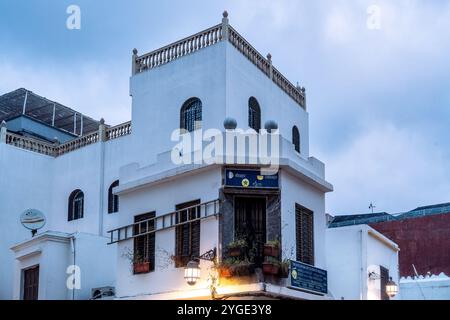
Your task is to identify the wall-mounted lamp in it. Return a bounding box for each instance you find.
[386,277,399,298]
[184,248,217,286]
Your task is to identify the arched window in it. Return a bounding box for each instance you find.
[68,189,84,221]
[292,126,300,153]
[108,180,119,214]
[180,98,202,132]
[248,97,261,132]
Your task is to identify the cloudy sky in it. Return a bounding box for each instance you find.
[1,0,449,215]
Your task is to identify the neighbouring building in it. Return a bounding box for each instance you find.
[328,202,450,300]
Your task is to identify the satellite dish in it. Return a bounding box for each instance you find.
[20,209,46,236]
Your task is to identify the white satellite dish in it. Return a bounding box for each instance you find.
[20,209,46,236]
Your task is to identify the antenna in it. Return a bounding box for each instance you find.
[369,202,376,214]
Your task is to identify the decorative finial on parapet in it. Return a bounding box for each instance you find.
[53,137,60,145]
[100,118,105,125]
[223,117,237,130]
[0,120,7,143]
[267,53,272,62]
[222,11,229,40]
[132,49,139,75]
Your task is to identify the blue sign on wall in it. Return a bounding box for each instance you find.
[289,260,328,295]
[224,169,279,189]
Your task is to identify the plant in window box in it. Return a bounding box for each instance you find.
[216,258,235,278]
[230,258,255,277]
[133,260,151,274]
[226,238,247,257]
[263,239,280,258]
[122,249,151,274]
[279,259,290,278]
[262,256,280,275]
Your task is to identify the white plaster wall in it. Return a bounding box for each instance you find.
[325,227,362,300]
[0,144,53,299]
[129,42,227,167]
[71,233,117,300]
[225,42,309,159]
[400,275,450,300]
[115,167,221,298]
[280,170,327,270]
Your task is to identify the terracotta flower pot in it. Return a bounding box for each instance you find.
[133,262,150,274]
[219,267,232,278]
[228,247,242,257]
[263,263,280,275]
[263,244,280,258]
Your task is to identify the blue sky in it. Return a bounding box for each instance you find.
[1,0,449,215]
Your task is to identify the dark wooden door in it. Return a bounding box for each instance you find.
[234,197,266,265]
[23,265,39,300]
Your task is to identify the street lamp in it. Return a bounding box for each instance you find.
[386,277,399,298]
[184,248,217,286]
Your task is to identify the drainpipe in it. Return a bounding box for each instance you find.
[98,119,106,236]
[359,229,365,300]
[70,236,76,300]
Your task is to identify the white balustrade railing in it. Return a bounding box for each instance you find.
[4,121,132,157]
[135,24,223,73]
[106,121,131,140]
[5,132,57,156]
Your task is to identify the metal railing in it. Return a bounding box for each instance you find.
[107,199,221,244]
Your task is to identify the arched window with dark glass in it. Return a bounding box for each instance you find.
[68,189,84,221]
[292,126,300,153]
[248,97,261,132]
[180,98,202,132]
[108,180,119,214]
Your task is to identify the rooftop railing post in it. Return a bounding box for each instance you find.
[222,11,229,40]
[99,118,107,142]
[0,121,7,143]
[267,53,273,80]
[132,48,138,75]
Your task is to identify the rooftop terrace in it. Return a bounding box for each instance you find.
[132,11,307,109]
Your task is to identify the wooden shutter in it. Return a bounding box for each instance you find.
[296,204,314,265]
[380,266,390,300]
[133,212,156,272]
[175,200,201,268]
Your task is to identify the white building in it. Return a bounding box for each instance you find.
[326,225,400,300]
[0,12,354,300]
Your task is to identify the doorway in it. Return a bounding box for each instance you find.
[234,197,266,266]
[23,265,39,300]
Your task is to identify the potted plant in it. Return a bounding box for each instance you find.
[280,259,290,278]
[122,249,151,274]
[263,256,280,275]
[227,238,247,257]
[132,254,150,274]
[231,259,255,276]
[263,240,280,258]
[217,258,235,278]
